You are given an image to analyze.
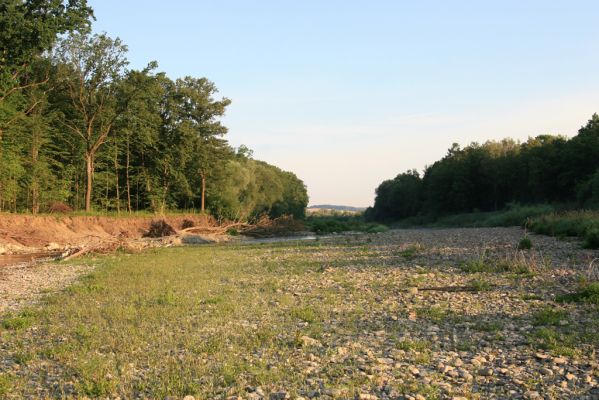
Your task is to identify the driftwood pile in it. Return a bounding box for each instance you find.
[59,215,305,261]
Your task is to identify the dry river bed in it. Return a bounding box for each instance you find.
[0,227,598,399]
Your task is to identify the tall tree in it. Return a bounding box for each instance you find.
[0,0,92,135]
[52,32,128,211]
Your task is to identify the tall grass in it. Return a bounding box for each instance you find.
[529,210,599,248]
[395,204,554,229]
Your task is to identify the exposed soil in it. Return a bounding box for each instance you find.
[0,214,217,254]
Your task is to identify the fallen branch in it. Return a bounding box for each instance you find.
[62,247,92,261]
[402,286,481,292]
[179,222,252,234]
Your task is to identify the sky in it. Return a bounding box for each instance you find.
[89,1,599,207]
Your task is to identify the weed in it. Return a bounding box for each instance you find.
[456,339,474,351]
[396,338,431,352]
[474,321,503,332]
[557,282,599,305]
[469,278,493,292]
[520,293,543,301]
[528,327,578,357]
[1,310,35,331]
[0,374,12,396]
[416,305,449,322]
[398,244,424,259]
[532,307,568,326]
[291,306,320,324]
[518,236,533,250]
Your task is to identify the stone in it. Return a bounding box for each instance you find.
[408,287,419,294]
[458,369,473,382]
[565,373,576,381]
[358,394,377,400]
[540,367,554,376]
[409,366,420,376]
[478,367,494,376]
[524,391,541,399]
[299,336,322,347]
[269,391,290,400]
[183,397,195,400]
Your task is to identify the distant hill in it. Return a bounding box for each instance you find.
[307,204,366,212]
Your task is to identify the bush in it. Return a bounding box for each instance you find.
[583,228,599,249]
[518,236,533,250]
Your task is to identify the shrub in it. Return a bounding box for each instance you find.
[518,236,533,250]
[470,278,493,292]
[532,307,567,326]
[557,282,599,305]
[365,224,389,233]
[583,228,599,249]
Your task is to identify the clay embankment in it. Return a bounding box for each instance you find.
[0,214,218,254]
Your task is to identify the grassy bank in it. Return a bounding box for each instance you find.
[305,214,388,234]
[392,204,599,249]
[529,210,599,248]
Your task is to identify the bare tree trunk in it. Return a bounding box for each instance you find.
[114,139,120,214]
[200,172,206,212]
[125,134,132,213]
[85,152,93,212]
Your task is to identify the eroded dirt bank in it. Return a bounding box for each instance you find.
[0,214,216,253]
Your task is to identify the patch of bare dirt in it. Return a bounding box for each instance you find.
[0,214,217,253]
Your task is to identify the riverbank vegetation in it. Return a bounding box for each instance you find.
[367,115,599,247]
[0,1,308,219]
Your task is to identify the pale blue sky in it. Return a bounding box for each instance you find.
[90,1,599,206]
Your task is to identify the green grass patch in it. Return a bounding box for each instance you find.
[1,310,36,331]
[556,282,599,305]
[528,327,578,357]
[532,307,568,326]
[469,278,493,292]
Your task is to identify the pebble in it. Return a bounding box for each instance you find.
[524,391,541,399]
[269,391,290,400]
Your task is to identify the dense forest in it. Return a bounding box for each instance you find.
[0,1,308,219]
[367,114,599,221]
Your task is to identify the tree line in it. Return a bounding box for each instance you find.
[0,1,308,219]
[367,114,599,221]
